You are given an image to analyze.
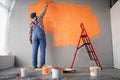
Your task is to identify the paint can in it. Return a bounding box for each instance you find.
[51,67,63,79]
[42,65,49,75]
[20,68,26,77]
[89,67,100,77]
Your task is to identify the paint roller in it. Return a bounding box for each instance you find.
[44,0,53,4]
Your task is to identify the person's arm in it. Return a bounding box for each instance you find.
[29,22,34,44]
[38,4,48,20]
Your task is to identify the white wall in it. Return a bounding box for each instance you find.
[8,0,113,68]
[110,0,120,69]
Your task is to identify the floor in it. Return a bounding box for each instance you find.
[0,67,120,80]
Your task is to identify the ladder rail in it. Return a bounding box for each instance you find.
[71,30,83,68]
[81,23,102,69]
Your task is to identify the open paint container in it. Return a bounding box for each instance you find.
[51,67,63,79]
[89,67,100,76]
[63,68,76,73]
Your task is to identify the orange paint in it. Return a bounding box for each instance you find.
[90,67,95,73]
[28,0,100,46]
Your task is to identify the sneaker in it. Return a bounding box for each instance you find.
[39,64,44,68]
[39,65,43,68]
[33,65,38,69]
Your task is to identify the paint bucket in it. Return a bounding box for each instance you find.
[42,65,49,75]
[20,68,26,77]
[51,67,63,79]
[89,67,100,76]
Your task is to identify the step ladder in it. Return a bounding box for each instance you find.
[70,23,102,70]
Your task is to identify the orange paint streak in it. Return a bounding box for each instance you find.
[28,0,100,46]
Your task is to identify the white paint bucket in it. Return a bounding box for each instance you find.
[89,67,100,77]
[20,68,26,77]
[51,67,63,79]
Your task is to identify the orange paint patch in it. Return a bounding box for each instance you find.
[90,67,95,73]
[28,0,100,46]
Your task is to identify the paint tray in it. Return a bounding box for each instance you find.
[63,68,76,73]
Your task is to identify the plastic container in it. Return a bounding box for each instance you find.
[51,67,63,79]
[20,68,26,77]
[42,65,49,75]
[89,67,100,76]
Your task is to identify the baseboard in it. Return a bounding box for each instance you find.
[0,55,15,70]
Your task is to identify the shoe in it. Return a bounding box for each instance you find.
[39,65,43,68]
[39,64,44,68]
[33,65,38,69]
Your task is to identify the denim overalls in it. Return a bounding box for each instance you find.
[32,25,46,66]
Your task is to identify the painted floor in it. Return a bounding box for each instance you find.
[0,67,120,80]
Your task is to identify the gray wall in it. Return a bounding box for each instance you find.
[8,0,113,68]
[0,56,14,70]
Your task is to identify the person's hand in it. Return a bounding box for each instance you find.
[30,40,32,44]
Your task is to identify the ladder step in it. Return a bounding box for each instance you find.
[85,43,90,45]
[92,59,98,60]
[87,53,94,60]
[87,51,94,52]
[91,59,98,61]
[81,35,87,37]
[77,43,86,49]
